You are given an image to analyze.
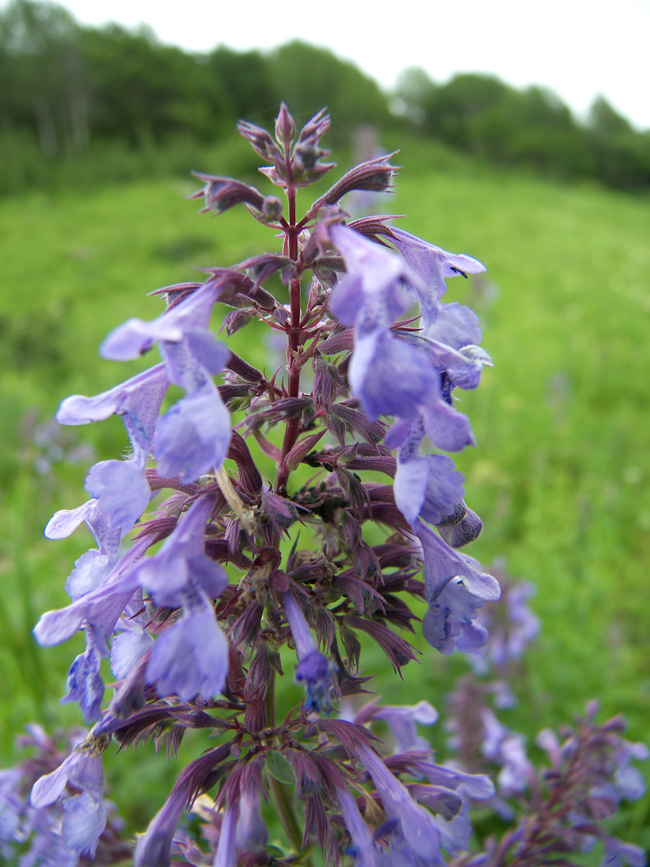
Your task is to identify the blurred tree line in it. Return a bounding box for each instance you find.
[1,0,648,195]
[395,68,650,191]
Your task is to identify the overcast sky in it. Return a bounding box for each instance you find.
[15,0,650,130]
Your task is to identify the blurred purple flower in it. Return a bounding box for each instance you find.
[282,591,334,715]
[356,742,444,866]
[371,701,439,754]
[236,786,267,851]
[336,785,393,867]
[470,566,540,672]
[481,708,533,795]
[31,748,107,859]
[213,802,239,867]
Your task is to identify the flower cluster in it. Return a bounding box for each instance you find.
[444,565,647,866]
[1,105,646,867]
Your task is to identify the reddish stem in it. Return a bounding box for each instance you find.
[275,176,303,493]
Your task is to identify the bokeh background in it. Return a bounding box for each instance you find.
[1,0,649,854]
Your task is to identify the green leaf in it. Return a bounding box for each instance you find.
[265,750,296,785]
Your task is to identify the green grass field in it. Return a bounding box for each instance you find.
[1,137,649,851]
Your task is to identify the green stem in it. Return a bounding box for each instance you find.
[269,775,304,856]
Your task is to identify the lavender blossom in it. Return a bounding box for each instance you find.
[146,588,228,701]
[356,742,445,866]
[418,523,500,655]
[336,785,393,867]
[101,281,232,482]
[282,590,334,714]
[358,700,439,754]
[30,746,107,859]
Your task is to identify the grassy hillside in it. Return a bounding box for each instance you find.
[1,139,648,845]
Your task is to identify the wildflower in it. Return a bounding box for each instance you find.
[213,801,240,867]
[394,450,465,528]
[418,523,500,655]
[101,281,232,482]
[236,785,267,851]
[31,747,107,859]
[83,457,151,535]
[44,499,122,598]
[356,742,445,866]
[56,363,169,459]
[336,785,393,867]
[146,587,228,701]
[388,227,486,333]
[481,708,533,795]
[357,700,439,754]
[470,564,540,672]
[282,590,334,714]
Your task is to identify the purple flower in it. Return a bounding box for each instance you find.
[31,748,107,859]
[417,523,500,655]
[481,708,533,795]
[389,227,485,332]
[154,386,231,482]
[236,786,267,851]
[394,449,465,529]
[101,282,232,482]
[369,701,439,754]
[84,457,151,534]
[611,739,649,802]
[62,624,108,722]
[17,811,79,867]
[330,223,411,329]
[55,365,169,538]
[214,802,240,867]
[437,507,483,550]
[34,538,154,720]
[57,363,169,457]
[110,621,153,681]
[0,768,22,850]
[133,496,227,609]
[328,223,486,454]
[471,569,540,672]
[356,742,444,866]
[601,835,647,867]
[405,758,495,803]
[328,224,441,423]
[350,328,439,422]
[282,591,334,714]
[100,281,219,360]
[45,499,122,599]
[134,784,188,867]
[146,590,228,701]
[336,785,393,867]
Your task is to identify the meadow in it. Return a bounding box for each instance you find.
[1,134,649,851]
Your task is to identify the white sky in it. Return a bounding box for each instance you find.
[15,0,650,130]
